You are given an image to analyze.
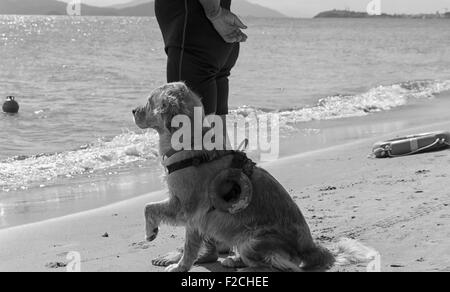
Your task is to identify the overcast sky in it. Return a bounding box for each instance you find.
[70,0,450,18]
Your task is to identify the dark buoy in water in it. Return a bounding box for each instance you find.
[2,96,19,114]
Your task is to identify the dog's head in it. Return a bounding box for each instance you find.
[133,82,203,133]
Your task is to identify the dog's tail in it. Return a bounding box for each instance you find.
[331,238,378,267]
[301,244,336,271]
[301,238,378,271]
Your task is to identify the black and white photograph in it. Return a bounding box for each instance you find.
[0,0,449,275]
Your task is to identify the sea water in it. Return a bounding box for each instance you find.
[1,16,449,226]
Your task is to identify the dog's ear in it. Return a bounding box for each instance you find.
[160,95,181,133]
[159,84,191,133]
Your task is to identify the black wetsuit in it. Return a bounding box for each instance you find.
[155,0,240,115]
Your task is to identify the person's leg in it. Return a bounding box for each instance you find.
[216,43,240,149]
[152,237,225,267]
[152,48,222,267]
[216,43,239,116]
[167,47,218,115]
[153,0,237,267]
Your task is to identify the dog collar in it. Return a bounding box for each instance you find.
[164,150,235,175]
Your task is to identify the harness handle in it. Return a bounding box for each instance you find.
[237,139,249,152]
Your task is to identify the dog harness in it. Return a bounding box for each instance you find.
[163,140,256,214]
[163,139,254,175]
[165,150,255,177]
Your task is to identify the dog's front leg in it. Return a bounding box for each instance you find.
[166,227,202,272]
[145,197,182,242]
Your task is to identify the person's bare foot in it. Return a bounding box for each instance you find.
[222,255,246,269]
[152,239,229,267]
[152,248,183,267]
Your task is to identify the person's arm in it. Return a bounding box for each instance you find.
[198,0,248,43]
[198,0,221,18]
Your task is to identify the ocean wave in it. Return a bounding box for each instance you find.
[230,79,450,125]
[1,80,449,192]
[0,131,159,192]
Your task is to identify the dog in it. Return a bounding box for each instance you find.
[133,82,376,272]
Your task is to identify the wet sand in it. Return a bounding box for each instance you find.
[3,92,450,230]
[0,120,449,272]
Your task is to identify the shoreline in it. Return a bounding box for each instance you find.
[2,91,450,229]
[1,119,449,271]
[4,118,450,232]
[0,121,445,231]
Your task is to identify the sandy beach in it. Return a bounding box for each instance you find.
[1,120,449,272]
[1,4,450,277]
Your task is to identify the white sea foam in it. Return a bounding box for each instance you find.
[230,80,450,125]
[0,131,159,192]
[1,80,449,192]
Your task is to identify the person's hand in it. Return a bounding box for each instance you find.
[208,7,248,43]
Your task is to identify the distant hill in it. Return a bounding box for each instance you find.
[231,0,285,18]
[314,10,372,18]
[110,2,155,17]
[109,0,150,10]
[108,0,286,18]
[0,0,62,15]
[314,9,450,19]
[0,0,120,16]
[0,0,285,17]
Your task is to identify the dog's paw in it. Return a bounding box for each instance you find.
[165,263,189,272]
[222,256,246,269]
[145,227,159,242]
